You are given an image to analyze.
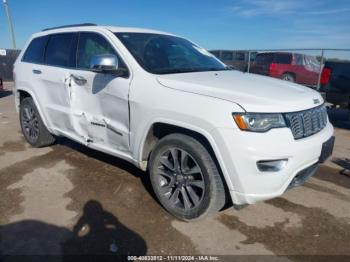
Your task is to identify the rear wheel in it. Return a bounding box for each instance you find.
[20,97,55,147]
[149,133,225,220]
[281,73,295,82]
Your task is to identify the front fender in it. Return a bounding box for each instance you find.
[135,117,236,191]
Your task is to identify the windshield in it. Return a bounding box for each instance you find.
[304,55,321,72]
[115,33,227,74]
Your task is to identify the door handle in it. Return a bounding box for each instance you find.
[70,74,87,86]
[32,69,42,74]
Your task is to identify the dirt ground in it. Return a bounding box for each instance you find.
[1,82,350,260]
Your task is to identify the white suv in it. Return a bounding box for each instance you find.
[14,24,334,220]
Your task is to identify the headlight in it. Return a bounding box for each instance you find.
[233,113,286,132]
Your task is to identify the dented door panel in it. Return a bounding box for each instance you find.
[68,69,130,152]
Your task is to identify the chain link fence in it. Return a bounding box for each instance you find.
[0,48,20,81]
[1,47,350,88]
[210,49,350,90]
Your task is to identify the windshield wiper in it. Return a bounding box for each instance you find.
[199,66,234,72]
[153,68,204,74]
[154,66,233,75]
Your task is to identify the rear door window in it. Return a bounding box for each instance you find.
[273,53,292,64]
[22,36,48,63]
[45,33,78,67]
[255,53,274,64]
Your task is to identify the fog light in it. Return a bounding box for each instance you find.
[257,159,288,172]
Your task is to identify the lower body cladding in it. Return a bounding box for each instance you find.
[211,122,334,205]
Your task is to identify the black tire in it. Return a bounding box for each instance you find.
[281,73,295,82]
[149,133,226,221]
[20,97,55,147]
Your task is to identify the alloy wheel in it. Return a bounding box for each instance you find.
[155,148,205,210]
[22,105,39,143]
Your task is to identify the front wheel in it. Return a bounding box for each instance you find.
[149,133,226,220]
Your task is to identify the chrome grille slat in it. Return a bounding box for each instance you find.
[285,105,328,139]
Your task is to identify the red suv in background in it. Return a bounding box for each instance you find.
[250,52,321,87]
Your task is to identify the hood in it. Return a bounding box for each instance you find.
[157,70,323,113]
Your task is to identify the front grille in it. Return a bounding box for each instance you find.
[285,105,328,139]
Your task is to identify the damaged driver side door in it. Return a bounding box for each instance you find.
[67,32,131,153]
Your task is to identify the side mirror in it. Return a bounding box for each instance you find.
[90,54,120,74]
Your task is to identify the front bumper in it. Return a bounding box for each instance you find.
[287,162,319,190]
[211,122,334,205]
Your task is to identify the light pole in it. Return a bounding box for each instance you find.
[3,0,16,49]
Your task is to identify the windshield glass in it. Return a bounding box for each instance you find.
[115,33,227,74]
[304,55,321,72]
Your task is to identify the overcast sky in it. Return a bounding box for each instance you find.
[0,0,349,51]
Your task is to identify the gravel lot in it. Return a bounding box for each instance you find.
[1,82,350,260]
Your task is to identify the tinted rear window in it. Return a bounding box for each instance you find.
[45,33,77,67]
[255,53,274,64]
[22,36,48,63]
[273,53,292,64]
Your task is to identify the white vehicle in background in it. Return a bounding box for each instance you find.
[13,24,334,220]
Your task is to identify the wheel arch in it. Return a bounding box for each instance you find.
[282,71,296,80]
[139,121,234,193]
[16,88,50,128]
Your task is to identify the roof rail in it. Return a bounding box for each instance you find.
[42,23,97,32]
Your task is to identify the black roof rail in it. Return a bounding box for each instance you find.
[42,23,97,32]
